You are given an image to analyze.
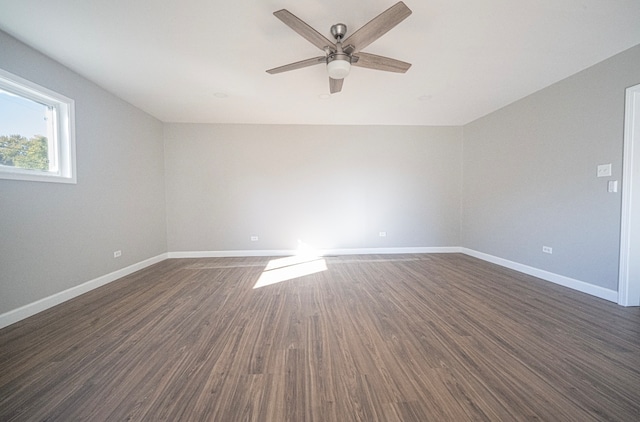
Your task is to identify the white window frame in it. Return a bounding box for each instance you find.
[0,68,76,184]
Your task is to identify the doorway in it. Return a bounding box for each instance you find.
[619,83,640,306]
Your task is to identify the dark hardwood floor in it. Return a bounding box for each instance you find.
[1,254,639,421]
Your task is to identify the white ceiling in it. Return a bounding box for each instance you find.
[1,0,639,126]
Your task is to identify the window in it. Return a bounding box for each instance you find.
[0,68,76,183]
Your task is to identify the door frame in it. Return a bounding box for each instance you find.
[619,83,640,306]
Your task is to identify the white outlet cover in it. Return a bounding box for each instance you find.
[597,164,612,177]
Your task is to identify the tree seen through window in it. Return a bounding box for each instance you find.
[0,87,51,172]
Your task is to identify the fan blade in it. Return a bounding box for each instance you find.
[352,52,411,73]
[266,56,326,74]
[329,78,344,94]
[274,9,336,51]
[342,2,412,53]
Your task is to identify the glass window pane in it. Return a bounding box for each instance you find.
[0,88,51,172]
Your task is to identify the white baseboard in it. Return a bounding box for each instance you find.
[461,248,618,303]
[168,246,461,259]
[0,253,169,330]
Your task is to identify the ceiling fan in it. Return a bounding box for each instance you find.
[266,1,412,94]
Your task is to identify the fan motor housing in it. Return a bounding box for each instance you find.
[327,52,351,64]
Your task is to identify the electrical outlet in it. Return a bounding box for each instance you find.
[379,231,387,237]
[250,236,259,242]
[113,250,122,258]
[597,164,612,177]
[542,246,552,254]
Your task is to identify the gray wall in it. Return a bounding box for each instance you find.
[0,31,167,314]
[462,44,640,290]
[165,124,462,252]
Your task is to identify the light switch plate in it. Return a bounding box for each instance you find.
[608,180,618,193]
[597,164,612,177]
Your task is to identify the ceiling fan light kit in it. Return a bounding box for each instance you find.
[327,57,351,79]
[266,1,412,94]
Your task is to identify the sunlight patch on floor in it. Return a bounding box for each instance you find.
[254,254,327,289]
